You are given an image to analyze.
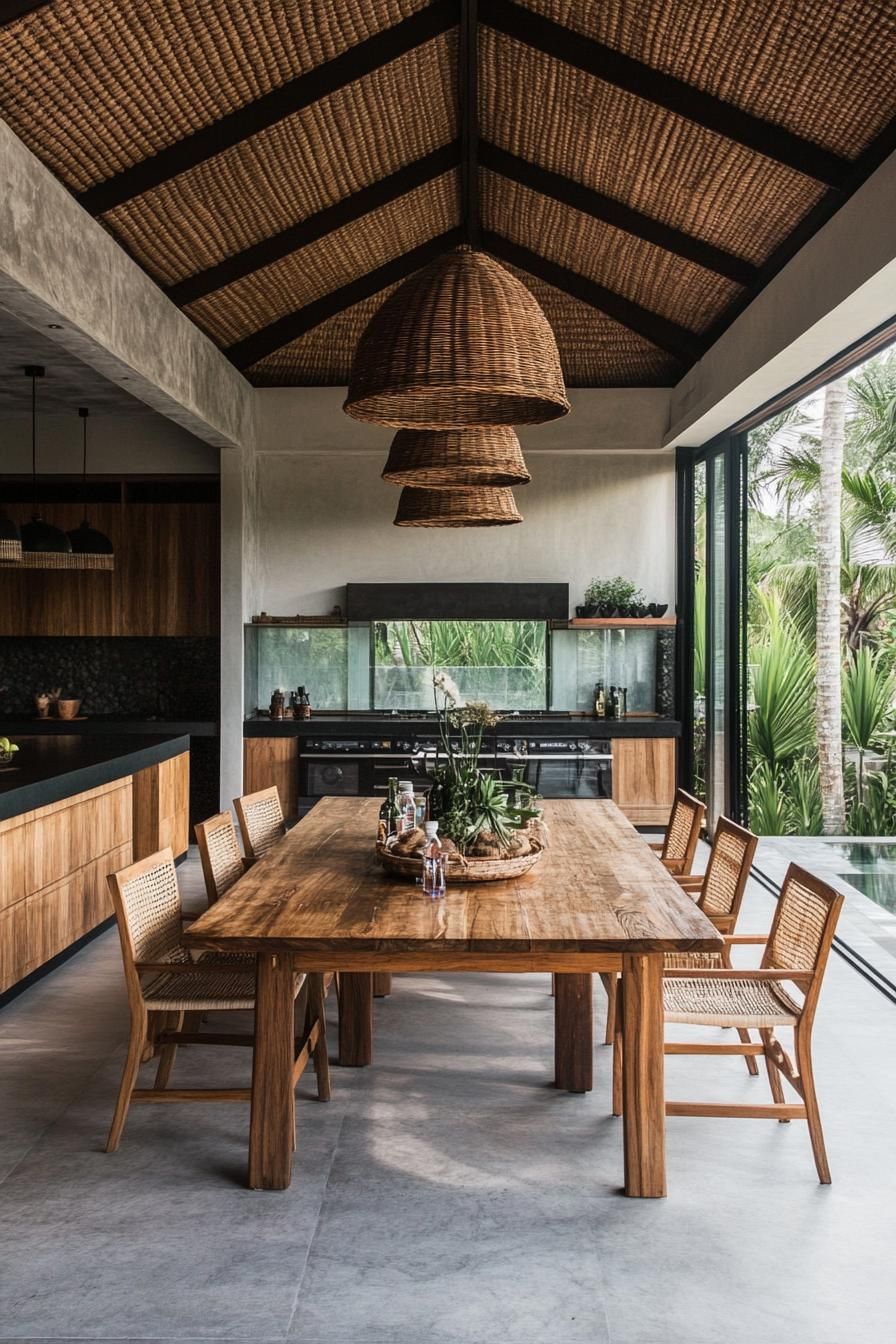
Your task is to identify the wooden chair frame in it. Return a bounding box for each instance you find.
[234,785,287,861]
[648,787,706,876]
[105,848,330,1154]
[612,864,844,1183]
[195,809,251,905]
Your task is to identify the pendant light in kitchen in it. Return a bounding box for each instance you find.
[0,509,21,563]
[19,365,75,568]
[66,408,114,570]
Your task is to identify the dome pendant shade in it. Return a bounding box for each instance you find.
[382,427,531,488]
[0,512,22,564]
[20,514,78,568]
[345,247,570,429]
[66,519,115,570]
[394,486,522,527]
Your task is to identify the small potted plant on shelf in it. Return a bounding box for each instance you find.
[581,576,645,617]
[0,736,20,766]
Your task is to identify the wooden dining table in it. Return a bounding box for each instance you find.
[184,796,723,1196]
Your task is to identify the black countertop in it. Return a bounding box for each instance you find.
[0,716,218,737]
[0,733,191,821]
[244,714,680,739]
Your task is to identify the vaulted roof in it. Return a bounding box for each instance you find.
[1,0,894,388]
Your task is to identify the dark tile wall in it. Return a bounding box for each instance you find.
[0,637,219,719]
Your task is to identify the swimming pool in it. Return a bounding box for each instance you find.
[825,841,896,914]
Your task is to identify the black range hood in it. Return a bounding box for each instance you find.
[345,583,568,621]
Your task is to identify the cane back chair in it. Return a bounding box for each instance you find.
[195,810,249,905]
[613,863,844,1183]
[105,848,329,1154]
[649,788,706,876]
[234,785,287,861]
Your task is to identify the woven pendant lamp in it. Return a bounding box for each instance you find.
[394,486,522,527]
[0,511,22,563]
[383,426,531,488]
[19,366,75,569]
[345,246,569,429]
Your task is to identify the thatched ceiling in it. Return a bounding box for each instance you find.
[1,0,894,388]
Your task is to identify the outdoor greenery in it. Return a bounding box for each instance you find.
[374,620,545,671]
[741,350,896,834]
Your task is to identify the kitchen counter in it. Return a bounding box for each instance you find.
[0,732,189,822]
[244,714,681,738]
[0,716,218,737]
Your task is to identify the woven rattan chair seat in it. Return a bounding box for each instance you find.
[142,965,257,1010]
[663,975,802,1027]
[663,950,725,971]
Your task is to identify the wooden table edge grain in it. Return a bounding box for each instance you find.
[183,797,723,1199]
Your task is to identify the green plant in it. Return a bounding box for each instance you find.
[748,606,816,767]
[845,766,895,835]
[584,576,644,610]
[747,761,791,835]
[842,645,895,802]
[788,761,824,835]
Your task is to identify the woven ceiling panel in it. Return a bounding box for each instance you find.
[482,173,740,333]
[106,34,456,286]
[0,0,429,192]
[517,0,896,158]
[248,285,403,386]
[186,173,459,348]
[481,29,826,266]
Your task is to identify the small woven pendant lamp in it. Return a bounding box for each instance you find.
[344,245,569,429]
[382,426,530,488]
[393,486,522,527]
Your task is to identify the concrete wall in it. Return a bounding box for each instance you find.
[0,410,218,474]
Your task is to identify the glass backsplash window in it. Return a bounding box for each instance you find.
[245,626,348,712]
[551,627,665,714]
[372,620,548,710]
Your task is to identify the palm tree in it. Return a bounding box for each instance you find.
[816,379,846,833]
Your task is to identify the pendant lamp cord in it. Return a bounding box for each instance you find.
[31,369,36,515]
[460,0,479,249]
[79,407,89,525]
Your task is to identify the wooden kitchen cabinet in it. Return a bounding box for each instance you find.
[243,738,299,820]
[612,737,677,825]
[0,500,218,636]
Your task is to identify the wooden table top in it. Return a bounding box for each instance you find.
[184,797,724,957]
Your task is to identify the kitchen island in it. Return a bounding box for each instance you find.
[0,734,190,997]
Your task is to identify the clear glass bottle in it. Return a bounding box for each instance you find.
[421,821,446,899]
[397,780,416,835]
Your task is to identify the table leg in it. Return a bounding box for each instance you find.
[249,952,296,1191]
[621,953,666,1198]
[338,971,373,1066]
[553,973,593,1092]
[373,972,393,997]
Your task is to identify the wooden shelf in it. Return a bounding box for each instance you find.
[565,617,677,628]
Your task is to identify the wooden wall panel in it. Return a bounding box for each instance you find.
[243,738,299,819]
[0,501,218,636]
[612,738,677,825]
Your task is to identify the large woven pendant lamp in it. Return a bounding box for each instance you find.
[66,408,114,570]
[19,365,75,569]
[394,486,522,527]
[344,245,569,429]
[383,427,531,488]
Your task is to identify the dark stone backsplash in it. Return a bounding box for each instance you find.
[0,638,219,719]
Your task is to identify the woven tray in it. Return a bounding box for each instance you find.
[375,839,546,883]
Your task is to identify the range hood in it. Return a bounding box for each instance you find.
[345,583,568,621]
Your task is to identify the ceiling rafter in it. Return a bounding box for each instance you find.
[480,141,757,286]
[76,0,458,216]
[480,0,851,190]
[0,1,51,24]
[226,227,464,370]
[167,140,461,307]
[482,230,704,363]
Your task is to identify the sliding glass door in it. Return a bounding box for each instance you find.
[678,436,747,829]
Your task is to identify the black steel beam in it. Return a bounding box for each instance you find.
[167,141,461,307]
[480,0,850,189]
[226,227,463,370]
[480,141,756,286]
[77,0,457,215]
[482,230,702,363]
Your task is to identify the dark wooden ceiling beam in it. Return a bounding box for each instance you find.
[226,227,463,370]
[480,141,757,286]
[482,230,703,363]
[167,141,461,307]
[76,0,457,216]
[480,0,850,190]
[0,1,52,24]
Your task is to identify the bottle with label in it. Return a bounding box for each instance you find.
[620,686,628,719]
[379,777,399,837]
[397,780,416,835]
[421,821,446,899]
[296,685,312,720]
[605,686,617,720]
[594,681,605,717]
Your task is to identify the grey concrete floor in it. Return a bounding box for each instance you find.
[1,850,895,1344]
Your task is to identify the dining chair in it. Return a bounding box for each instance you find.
[105,847,330,1154]
[195,810,250,905]
[234,785,287,860]
[613,863,844,1183]
[648,788,706,876]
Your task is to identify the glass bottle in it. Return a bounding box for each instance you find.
[379,777,399,836]
[297,685,312,720]
[594,681,605,717]
[397,780,416,835]
[421,821,446,899]
[605,686,617,720]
